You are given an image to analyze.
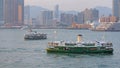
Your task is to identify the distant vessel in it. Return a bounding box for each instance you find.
[24,30,47,40]
[20,26,29,30]
[46,34,113,54]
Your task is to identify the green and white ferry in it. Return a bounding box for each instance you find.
[46,34,113,54]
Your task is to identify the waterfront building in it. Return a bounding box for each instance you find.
[4,0,24,26]
[99,16,117,23]
[71,22,93,29]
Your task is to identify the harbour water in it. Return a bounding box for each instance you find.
[0,29,120,68]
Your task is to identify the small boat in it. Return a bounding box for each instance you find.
[24,31,47,40]
[46,34,113,54]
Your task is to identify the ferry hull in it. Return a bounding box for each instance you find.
[24,37,47,40]
[46,47,113,54]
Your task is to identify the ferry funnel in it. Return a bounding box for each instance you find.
[77,34,82,43]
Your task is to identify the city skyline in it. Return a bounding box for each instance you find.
[25,0,112,11]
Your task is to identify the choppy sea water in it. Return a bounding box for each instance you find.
[0,29,120,68]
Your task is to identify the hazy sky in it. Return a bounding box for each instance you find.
[25,0,112,11]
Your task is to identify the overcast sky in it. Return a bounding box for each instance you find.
[25,0,112,11]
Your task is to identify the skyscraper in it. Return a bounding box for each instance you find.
[76,12,84,24]
[60,13,75,25]
[0,0,4,24]
[83,8,99,22]
[4,0,24,26]
[39,10,53,26]
[113,0,120,21]
[24,6,30,25]
[54,5,59,20]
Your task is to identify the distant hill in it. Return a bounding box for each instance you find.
[30,6,48,18]
[24,6,48,18]
[95,6,112,17]
[64,7,112,16]
[25,6,112,18]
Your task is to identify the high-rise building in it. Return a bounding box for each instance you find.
[24,6,30,25]
[38,10,53,26]
[113,0,120,21]
[76,12,84,24]
[0,0,4,25]
[83,8,99,23]
[60,13,75,25]
[54,5,59,20]
[4,0,24,26]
